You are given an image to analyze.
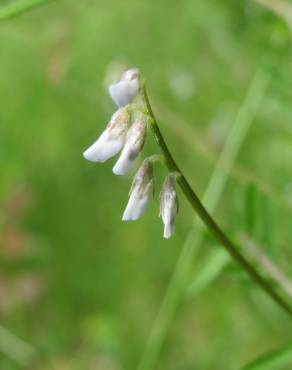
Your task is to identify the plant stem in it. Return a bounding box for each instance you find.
[138,70,269,370]
[142,83,292,318]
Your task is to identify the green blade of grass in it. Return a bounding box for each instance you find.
[0,0,53,21]
[242,343,292,370]
[186,248,229,297]
[261,195,276,260]
[0,326,36,366]
[138,68,270,370]
[244,183,261,241]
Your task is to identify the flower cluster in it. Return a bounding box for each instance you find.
[83,68,179,238]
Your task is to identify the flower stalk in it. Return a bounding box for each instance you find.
[83,67,292,317]
[141,82,292,317]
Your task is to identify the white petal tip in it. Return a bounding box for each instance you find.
[83,135,124,163]
[122,196,148,221]
[122,215,138,222]
[122,209,140,221]
[163,224,173,239]
[112,166,127,176]
[83,150,107,163]
[112,157,133,176]
[83,150,99,162]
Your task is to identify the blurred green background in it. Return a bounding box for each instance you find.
[1,0,292,369]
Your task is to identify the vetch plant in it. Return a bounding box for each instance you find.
[83,67,179,237]
[83,68,292,315]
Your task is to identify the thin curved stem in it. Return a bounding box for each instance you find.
[142,83,292,318]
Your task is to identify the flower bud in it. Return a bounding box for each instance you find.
[109,68,140,107]
[122,159,154,221]
[83,107,130,162]
[160,174,178,239]
[112,114,146,175]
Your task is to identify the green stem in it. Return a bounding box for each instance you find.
[0,0,53,21]
[142,83,292,318]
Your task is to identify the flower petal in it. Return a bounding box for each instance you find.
[121,159,154,221]
[159,174,178,239]
[122,193,150,221]
[83,107,129,163]
[83,130,125,162]
[112,148,134,175]
[112,117,146,175]
[109,68,140,107]
[163,221,173,239]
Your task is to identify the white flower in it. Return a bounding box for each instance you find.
[83,107,130,162]
[122,159,154,221]
[160,174,178,238]
[109,68,140,107]
[112,115,146,175]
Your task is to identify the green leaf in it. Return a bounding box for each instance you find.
[242,343,292,370]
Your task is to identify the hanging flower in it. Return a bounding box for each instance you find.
[83,106,130,162]
[109,68,140,107]
[113,114,147,175]
[122,159,154,221]
[83,67,180,239]
[160,174,179,238]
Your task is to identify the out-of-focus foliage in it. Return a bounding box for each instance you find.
[1,0,292,369]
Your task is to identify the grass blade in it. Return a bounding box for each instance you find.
[242,343,292,370]
[0,0,53,21]
[0,326,36,366]
[186,248,229,297]
[244,183,261,241]
[261,195,276,259]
